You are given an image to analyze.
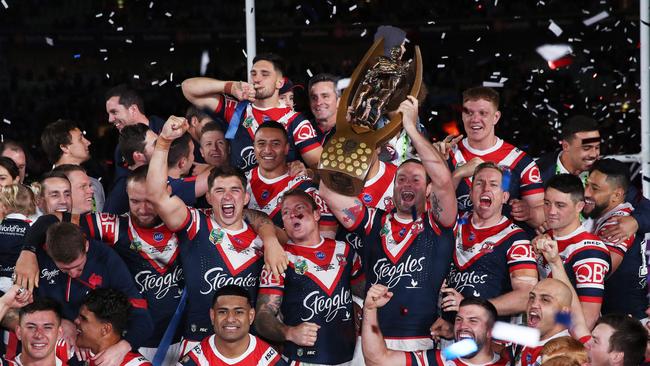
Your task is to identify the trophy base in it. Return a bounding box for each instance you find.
[318,135,374,196]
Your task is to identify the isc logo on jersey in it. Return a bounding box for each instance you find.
[574,258,608,288]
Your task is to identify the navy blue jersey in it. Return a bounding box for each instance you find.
[449,138,544,218]
[169,176,197,207]
[213,96,320,172]
[259,238,362,365]
[176,208,265,341]
[80,213,185,347]
[35,240,153,349]
[351,207,454,342]
[104,168,130,215]
[585,203,648,319]
[0,214,31,279]
[448,214,536,300]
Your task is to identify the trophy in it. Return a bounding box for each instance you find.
[318,38,423,196]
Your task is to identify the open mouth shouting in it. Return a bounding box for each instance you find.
[527,309,541,328]
[478,195,492,209]
[400,190,416,206]
[221,202,236,218]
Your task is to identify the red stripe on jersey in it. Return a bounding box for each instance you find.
[578,295,603,304]
[130,298,148,309]
[508,263,538,273]
[521,187,544,196]
[299,141,321,154]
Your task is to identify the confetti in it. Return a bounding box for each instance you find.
[45,37,54,46]
[106,73,110,79]
[165,12,172,17]
[361,29,367,37]
[305,19,310,25]
[548,20,563,36]
[126,39,133,44]
[149,1,154,8]
[95,12,103,18]
[583,11,609,26]
[483,81,504,88]
[441,32,446,39]
[442,339,478,360]
[200,50,210,76]
[306,69,313,77]
[133,75,140,79]
[73,54,81,59]
[3,118,11,125]
[437,64,445,68]
[336,78,350,90]
[242,49,247,58]
[332,5,336,14]
[349,4,357,11]
[1,0,7,9]
[492,322,540,347]
[116,26,124,31]
[536,44,572,62]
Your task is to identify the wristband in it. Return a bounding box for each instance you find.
[155,137,173,150]
[224,81,234,95]
[22,246,37,254]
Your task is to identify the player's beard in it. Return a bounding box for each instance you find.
[255,86,275,100]
[584,201,608,219]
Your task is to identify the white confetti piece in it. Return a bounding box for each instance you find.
[548,20,563,36]
[332,5,336,14]
[242,49,247,58]
[108,19,114,25]
[492,322,540,347]
[150,61,157,65]
[1,0,8,9]
[133,75,140,79]
[99,48,107,52]
[159,80,168,86]
[483,81,504,88]
[437,64,445,68]
[427,20,435,25]
[116,26,123,31]
[536,44,572,61]
[149,1,154,8]
[305,19,310,25]
[200,50,210,76]
[431,110,438,115]
[95,13,103,18]
[336,78,350,90]
[169,46,175,52]
[361,29,367,37]
[170,72,174,81]
[45,37,54,46]
[349,4,357,11]
[106,73,110,79]
[441,32,446,39]
[109,11,114,17]
[151,80,159,86]
[165,12,172,17]
[3,118,11,125]
[583,11,609,26]
[306,69,313,77]
[126,38,133,44]
[442,339,477,360]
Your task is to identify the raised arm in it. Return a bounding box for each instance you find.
[362,284,407,366]
[534,235,590,339]
[146,116,191,231]
[489,268,538,315]
[399,96,457,227]
[181,77,256,111]
[319,179,367,231]
[243,209,288,278]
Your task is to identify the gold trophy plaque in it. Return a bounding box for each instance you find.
[318,38,423,196]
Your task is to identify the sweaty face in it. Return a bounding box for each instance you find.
[200,130,228,168]
[74,305,103,352]
[461,99,500,144]
[0,166,18,188]
[454,305,491,357]
[250,60,281,100]
[279,91,295,110]
[309,81,338,130]
[587,323,616,366]
[543,188,583,233]
[254,128,289,173]
[526,282,566,337]
[470,168,507,220]
[17,311,61,362]
[64,128,91,163]
[583,170,616,219]
[41,177,72,214]
[207,176,249,230]
[2,148,26,183]
[281,195,319,243]
[127,180,158,228]
[564,131,600,173]
[393,162,429,215]
[106,96,133,131]
[67,170,94,214]
[210,295,254,343]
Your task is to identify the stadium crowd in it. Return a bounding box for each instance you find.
[0,24,649,366]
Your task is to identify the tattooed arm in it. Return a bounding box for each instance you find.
[244,209,288,278]
[399,96,457,227]
[319,180,366,230]
[255,293,321,346]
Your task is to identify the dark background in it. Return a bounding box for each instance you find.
[0,0,642,186]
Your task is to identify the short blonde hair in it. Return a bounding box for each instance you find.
[540,336,588,365]
[0,184,36,216]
